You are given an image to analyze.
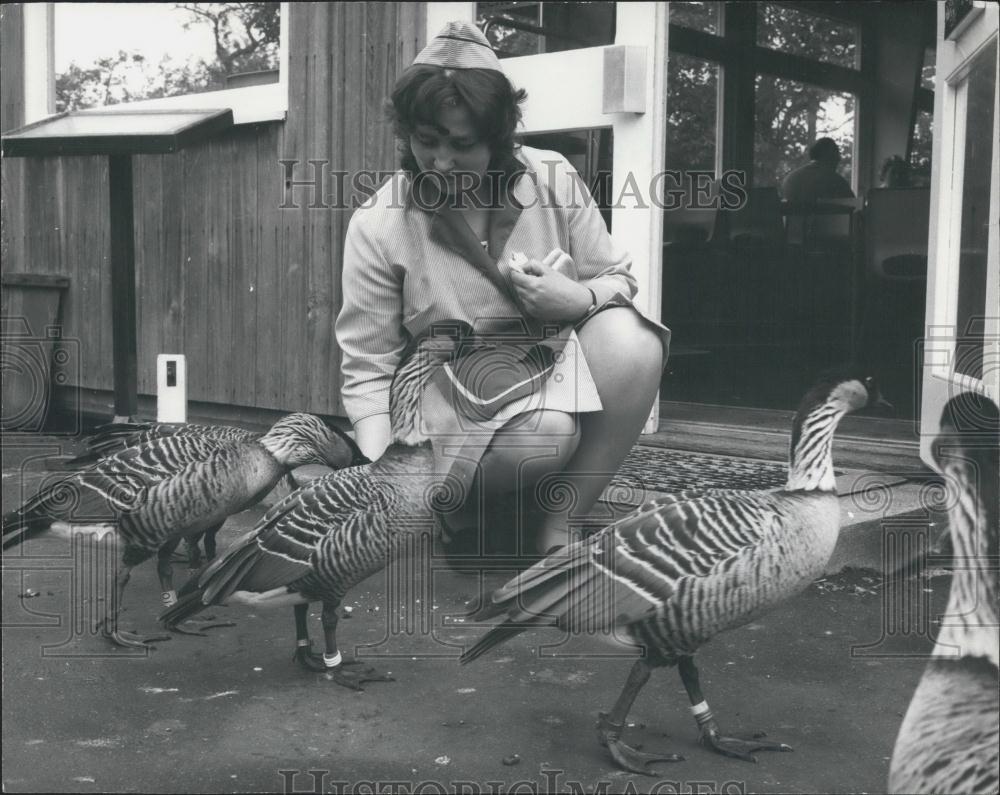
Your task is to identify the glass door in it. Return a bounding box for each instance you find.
[920,3,999,461]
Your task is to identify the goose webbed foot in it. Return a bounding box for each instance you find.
[323,659,395,691]
[168,618,236,637]
[293,642,328,672]
[97,618,172,648]
[597,712,684,775]
[699,725,793,762]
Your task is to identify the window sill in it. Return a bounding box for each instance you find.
[98,83,287,125]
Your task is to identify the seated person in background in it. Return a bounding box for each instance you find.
[781,137,855,203]
[879,155,913,188]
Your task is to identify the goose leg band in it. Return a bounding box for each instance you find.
[690,701,713,724]
[323,651,342,668]
[296,639,311,648]
[161,591,177,607]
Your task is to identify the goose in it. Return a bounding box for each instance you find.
[2,412,367,647]
[460,368,888,773]
[57,420,295,572]
[888,392,998,794]
[61,420,261,466]
[159,326,462,689]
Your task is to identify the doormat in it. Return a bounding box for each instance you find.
[611,445,909,499]
[614,446,790,494]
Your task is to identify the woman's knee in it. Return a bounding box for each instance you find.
[578,308,664,377]
[480,411,580,480]
[530,409,581,443]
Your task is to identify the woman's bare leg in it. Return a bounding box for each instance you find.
[445,409,580,555]
[535,308,664,552]
[445,308,662,556]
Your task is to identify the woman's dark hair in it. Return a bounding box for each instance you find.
[387,65,527,176]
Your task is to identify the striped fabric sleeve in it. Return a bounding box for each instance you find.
[552,155,638,305]
[335,212,407,424]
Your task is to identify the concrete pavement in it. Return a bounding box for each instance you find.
[2,435,948,794]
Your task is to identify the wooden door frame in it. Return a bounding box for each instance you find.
[919,2,999,464]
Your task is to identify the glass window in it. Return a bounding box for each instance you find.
[921,45,936,91]
[54,3,280,112]
[669,2,720,36]
[756,3,859,70]
[954,39,997,382]
[521,128,613,229]
[909,108,933,186]
[479,2,544,56]
[478,2,615,58]
[666,53,719,175]
[754,74,856,190]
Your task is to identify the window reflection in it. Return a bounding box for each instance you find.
[667,53,720,175]
[756,3,859,70]
[755,75,856,190]
[478,2,615,58]
[521,128,613,229]
[669,2,720,36]
[920,45,936,91]
[910,109,933,186]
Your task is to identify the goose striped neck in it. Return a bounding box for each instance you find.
[257,413,352,467]
[784,401,845,491]
[389,330,461,446]
[785,377,874,492]
[934,453,999,667]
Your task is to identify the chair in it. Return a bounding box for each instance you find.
[661,179,729,358]
[863,188,931,281]
[778,198,861,341]
[662,202,722,327]
[663,204,719,247]
[858,188,931,410]
[706,187,787,338]
[714,186,786,250]
[783,197,858,250]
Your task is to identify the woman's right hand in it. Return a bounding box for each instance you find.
[509,249,592,322]
[353,413,391,461]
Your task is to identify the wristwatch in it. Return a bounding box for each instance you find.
[581,286,598,319]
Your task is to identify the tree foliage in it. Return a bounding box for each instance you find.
[666,54,719,174]
[177,2,280,83]
[753,4,857,186]
[55,2,279,113]
[668,3,857,188]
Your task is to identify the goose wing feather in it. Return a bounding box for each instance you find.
[463,489,787,661]
[194,467,398,602]
[4,436,264,550]
[5,435,220,529]
[73,421,258,462]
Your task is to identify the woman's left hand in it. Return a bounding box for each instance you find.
[509,249,592,322]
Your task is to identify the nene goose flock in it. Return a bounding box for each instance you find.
[3,329,997,792]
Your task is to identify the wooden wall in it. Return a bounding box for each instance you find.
[1,3,25,271]
[1,2,424,418]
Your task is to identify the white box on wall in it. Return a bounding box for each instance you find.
[156,354,187,423]
[602,45,647,114]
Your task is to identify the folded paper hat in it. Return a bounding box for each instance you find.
[413,20,504,72]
